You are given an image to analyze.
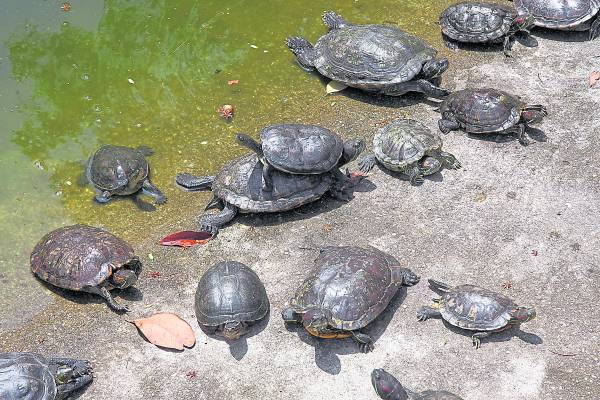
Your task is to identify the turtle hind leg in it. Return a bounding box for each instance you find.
[199,202,238,236]
[590,15,600,40]
[442,33,460,51]
[86,286,129,312]
[322,11,349,30]
[285,37,316,72]
[358,153,377,173]
[438,115,461,134]
[176,173,214,191]
[471,331,491,349]
[262,163,274,192]
[351,331,374,353]
[416,305,442,321]
[141,179,166,204]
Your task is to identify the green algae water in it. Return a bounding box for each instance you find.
[0,0,475,328]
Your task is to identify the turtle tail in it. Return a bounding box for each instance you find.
[428,279,452,293]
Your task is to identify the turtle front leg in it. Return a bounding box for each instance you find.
[406,164,424,185]
[438,114,460,134]
[199,202,238,236]
[94,189,112,204]
[509,123,532,146]
[503,35,515,57]
[351,331,374,353]
[262,163,274,192]
[286,37,317,72]
[471,331,491,349]
[382,80,450,99]
[416,306,442,321]
[86,286,128,312]
[358,153,377,173]
[438,151,462,169]
[141,179,166,204]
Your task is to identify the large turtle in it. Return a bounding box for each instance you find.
[0,352,93,400]
[372,369,463,400]
[176,154,361,236]
[417,279,536,348]
[512,0,600,40]
[440,2,537,56]
[86,144,166,210]
[438,88,547,145]
[359,119,461,184]
[286,11,450,98]
[30,224,142,312]
[195,261,269,340]
[281,246,419,353]
[236,124,364,191]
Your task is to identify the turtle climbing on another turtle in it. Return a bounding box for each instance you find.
[512,0,600,40]
[236,124,364,191]
[195,261,269,340]
[282,246,419,353]
[86,144,166,210]
[372,368,463,400]
[286,11,450,98]
[438,88,547,145]
[31,224,142,312]
[417,279,536,349]
[440,2,537,56]
[176,154,363,236]
[359,119,461,185]
[0,352,93,400]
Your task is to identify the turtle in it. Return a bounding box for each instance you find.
[281,246,420,353]
[359,119,461,185]
[438,87,547,145]
[286,11,450,99]
[372,368,463,400]
[176,154,362,236]
[439,2,537,56]
[30,224,142,312]
[417,279,536,348]
[86,144,166,210]
[512,0,600,40]
[195,261,269,340]
[235,123,365,191]
[0,352,93,400]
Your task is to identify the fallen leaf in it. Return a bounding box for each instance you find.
[149,271,161,278]
[218,104,234,120]
[228,80,239,85]
[474,192,487,203]
[531,249,538,256]
[589,71,600,88]
[159,231,212,247]
[61,2,71,12]
[186,370,198,380]
[131,313,196,350]
[326,80,348,94]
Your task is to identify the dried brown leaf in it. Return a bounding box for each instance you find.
[131,313,196,350]
[589,71,600,88]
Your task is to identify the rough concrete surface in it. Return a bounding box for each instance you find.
[1,30,599,400]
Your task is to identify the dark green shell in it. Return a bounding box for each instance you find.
[515,0,600,29]
[0,353,56,400]
[440,3,517,43]
[86,145,148,193]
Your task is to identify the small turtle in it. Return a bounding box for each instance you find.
[0,352,92,400]
[286,11,449,98]
[195,261,269,340]
[438,88,547,145]
[31,224,142,312]
[372,369,463,400]
[440,3,537,56]
[236,124,364,191]
[359,119,461,184]
[514,0,600,40]
[86,144,165,210]
[282,246,419,352]
[417,279,536,348]
[176,154,361,236]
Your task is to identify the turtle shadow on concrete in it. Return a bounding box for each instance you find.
[436,319,543,348]
[377,165,446,186]
[90,193,158,212]
[441,32,538,56]
[197,310,271,361]
[530,28,590,43]
[284,289,408,375]
[459,126,548,145]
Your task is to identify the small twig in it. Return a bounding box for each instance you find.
[537,72,543,83]
[170,39,189,55]
[548,349,578,357]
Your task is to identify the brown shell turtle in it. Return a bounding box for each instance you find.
[31,224,142,312]
[372,369,463,400]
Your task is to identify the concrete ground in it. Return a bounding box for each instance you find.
[1,29,599,400]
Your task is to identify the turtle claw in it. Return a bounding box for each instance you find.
[360,341,374,353]
[472,336,481,349]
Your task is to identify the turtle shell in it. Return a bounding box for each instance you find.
[313,24,437,88]
[374,119,442,172]
[440,3,517,43]
[212,154,333,213]
[439,285,516,331]
[0,353,56,400]
[195,261,269,327]
[260,124,344,174]
[30,224,139,291]
[439,88,523,133]
[86,145,149,193]
[291,246,402,331]
[514,0,600,29]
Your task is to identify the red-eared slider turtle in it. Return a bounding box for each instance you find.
[281,246,419,352]
[286,11,450,99]
[359,119,461,185]
[195,261,269,340]
[513,0,600,40]
[438,88,547,145]
[236,124,364,191]
[372,369,463,400]
[86,145,166,210]
[440,3,537,56]
[417,279,536,348]
[176,154,361,236]
[30,224,142,312]
[0,352,93,400]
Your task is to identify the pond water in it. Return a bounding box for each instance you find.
[0,0,466,327]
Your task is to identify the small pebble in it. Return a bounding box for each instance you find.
[128,78,135,84]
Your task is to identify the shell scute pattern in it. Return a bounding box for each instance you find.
[0,353,56,400]
[441,3,516,42]
[515,0,600,28]
[88,145,148,192]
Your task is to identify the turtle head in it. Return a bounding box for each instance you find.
[341,138,366,165]
[421,58,449,80]
[281,305,303,324]
[371,369,409,400]
[513,13,535,32]
[219,320,249,340]
[110,260,140,289]
[521,105,547,125]
[512,306,536,324]
[418,156,442,176]
[301,307,332,334]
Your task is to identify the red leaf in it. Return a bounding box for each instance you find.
[159,231,212,247]
[589,71,600,88]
